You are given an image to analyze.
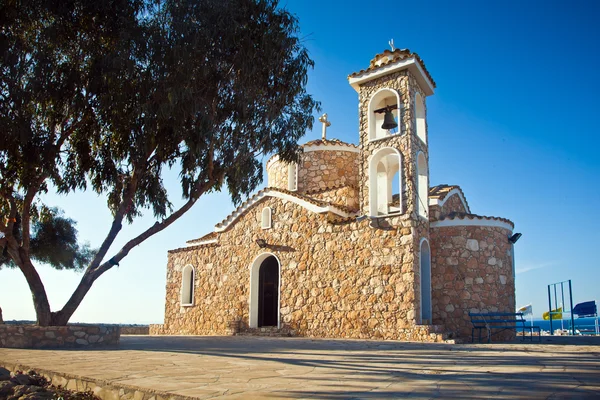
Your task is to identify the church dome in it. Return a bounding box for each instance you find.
[266,138,359,194]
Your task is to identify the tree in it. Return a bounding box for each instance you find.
[0,0,318,326]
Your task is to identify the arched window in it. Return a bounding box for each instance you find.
[369,148,402,216]
[415,93,426,144]
[417,152,428,218]
[420,239,432,323]
[181,265,195,306]
[368,88,401,140]
[287,162,298,191]
[261,207,272,229]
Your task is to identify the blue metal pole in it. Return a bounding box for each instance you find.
[548,284,553,335]
[561,281,565,331]
[569,280,575,335]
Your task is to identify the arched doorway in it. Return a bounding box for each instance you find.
[420,239,432,323]
[250,253,280,328]
[259,256,279,327]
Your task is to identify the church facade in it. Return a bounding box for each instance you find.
[150,49,517,342]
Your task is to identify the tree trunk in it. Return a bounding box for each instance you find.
[12,247,53,326]
[50,269,99,326]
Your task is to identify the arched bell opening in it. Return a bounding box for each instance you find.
[368,88,401,140]
[369,147,403,216]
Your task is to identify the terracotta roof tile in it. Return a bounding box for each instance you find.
[215,187,357,230]
[429,184,459,200]
[168,242,219,254]
[348,49,436,88]
[429,184,471,213]
[303,138,359,149]
[438,212,514,228]
[186,231,217,245]
[266,139,358,168]
[304,183,358,195]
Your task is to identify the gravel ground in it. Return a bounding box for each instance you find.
[0,368,99,400]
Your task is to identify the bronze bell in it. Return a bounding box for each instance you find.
[382,108,398,130]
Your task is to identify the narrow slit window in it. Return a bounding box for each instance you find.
[181,265,195,306]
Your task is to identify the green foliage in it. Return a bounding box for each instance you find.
[1,0,317,324]
[1,207,95,270]
[29,207,95,270]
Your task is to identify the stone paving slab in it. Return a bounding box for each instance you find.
[1,335,600,399]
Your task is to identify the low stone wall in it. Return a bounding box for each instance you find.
[0,324,120,349]
[121,325,149,335]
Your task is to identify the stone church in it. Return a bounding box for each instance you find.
[150,49,516,342]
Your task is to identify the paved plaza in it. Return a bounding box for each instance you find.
[1,335,600,399]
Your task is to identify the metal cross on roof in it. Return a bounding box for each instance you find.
[318,113,331,140]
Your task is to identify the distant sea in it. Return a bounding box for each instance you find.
[518,317,599,334]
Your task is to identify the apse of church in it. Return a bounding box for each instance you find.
[150,49,517,342]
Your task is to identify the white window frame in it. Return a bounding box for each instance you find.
[261,207,272,229]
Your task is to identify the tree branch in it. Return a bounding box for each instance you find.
[93,172,223,276]
[51,172,224,326]
[87,167,143,271]
[21,123,77,251]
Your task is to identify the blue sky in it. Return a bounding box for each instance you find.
[1,0,598,322]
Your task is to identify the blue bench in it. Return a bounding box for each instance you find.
[468,312,541,343]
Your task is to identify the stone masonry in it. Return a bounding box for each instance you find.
[151,49,517,342]
[0,324,120,348]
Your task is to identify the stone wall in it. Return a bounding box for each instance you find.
[151,196,439,341]
[430,224,515,341]
[120,325,149,335]
[297,149,359,193]
[356,70,431,325]
[266,158,290,190]
[0,324,120,348]
[306,185,359,211]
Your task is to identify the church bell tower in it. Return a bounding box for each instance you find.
[348,48,436,222]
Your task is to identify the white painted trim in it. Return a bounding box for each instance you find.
[261,207,272,229]
[215,190,355,232]
[249,252,281,329]
[431,218,513,231]
[180,264,195,307]
[429,188,470,213]
[303,144,360,153]
[368,136,397,144]
[348,57,435,96]
[186,239,217,247]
